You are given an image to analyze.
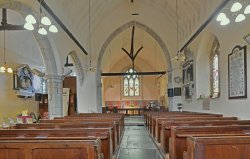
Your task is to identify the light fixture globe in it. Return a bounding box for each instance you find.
[244,5,250,14]
[24,23,34,30]
[38,26,47,35]
[220,18,230,25]
[49,25,58,33]
[7,67,13,73]
[231,2,242,12]
[0,66,6,73]
[216,13,227,21]
[235,14,246,22]
[41,16,51,26]
[25,15,36,24]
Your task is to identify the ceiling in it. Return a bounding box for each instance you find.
[0,0,224,72]
[44,0,223,71]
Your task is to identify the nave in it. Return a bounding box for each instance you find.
[2,111,250,158]
[118,116,162,159]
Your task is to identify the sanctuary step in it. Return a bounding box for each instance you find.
[118,116,163,159]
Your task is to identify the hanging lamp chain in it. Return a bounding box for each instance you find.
[176,0,179,55]
[88,0,92,66]
[39,0,42,24]
[109,49,112,85]
[3,30,6,65]
[154,42,157,84]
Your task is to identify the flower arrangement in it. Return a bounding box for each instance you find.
[177,103,182,112]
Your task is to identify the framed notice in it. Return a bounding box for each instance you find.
[228,45,247,99]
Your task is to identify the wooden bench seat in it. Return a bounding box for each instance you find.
[149,113,223,135]
[156,116,237,143]
[145,112,222,130]
[169,125,250,159]
[0,137,102,159]
[159,118,248,153]
[0,128,113,159]
[13,122,118,156]
[184,135,250,159]
[39,118,123,145]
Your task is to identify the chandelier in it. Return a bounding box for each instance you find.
[171,0,186,63]
[83,0,96,72]
[0,30,13,73]
[216,1,250,25]
[24,0,58,35]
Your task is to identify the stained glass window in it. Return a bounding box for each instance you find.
[123,68,140,96]
[210,40,220,98]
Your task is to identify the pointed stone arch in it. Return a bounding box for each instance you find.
[97,21,172,78]
[95,21,173,112]
[0,1,58,75]
[68,50,84,86]
[0,1,63,118]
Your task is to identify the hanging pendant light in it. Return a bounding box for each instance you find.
[83,0,96,72]
[244,5,250,14]
[7,67,13,73]
[41,16,51,26]
[216,13,227,21]
[0,30,13,74]
[25,15,36,24]
[231,2,242,12]
[49,25,58,33]
[171,0,186,62]
[220,18,230,25]
[24,0,58,35]
[235,14,246,22]
[24,22,34,30]
[38,26,47,35]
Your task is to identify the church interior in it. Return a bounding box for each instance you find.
[1,0,250,158]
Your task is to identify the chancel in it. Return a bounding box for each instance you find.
[1,0,250,159]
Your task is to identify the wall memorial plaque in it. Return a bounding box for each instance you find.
[228,45,247,99]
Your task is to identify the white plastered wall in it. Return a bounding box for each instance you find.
[182,18,250,119]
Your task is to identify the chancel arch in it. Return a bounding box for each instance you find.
[97,21,172,79]
[98,21,170,110]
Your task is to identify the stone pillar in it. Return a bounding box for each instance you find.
[46,75,63,119]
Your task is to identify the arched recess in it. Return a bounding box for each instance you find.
[96,21,172,112]
[196,33,220,98]
[97,21,172,79]
[0,1,59,75]
[67,50,84,86]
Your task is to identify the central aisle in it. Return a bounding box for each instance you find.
[117,116,163,159]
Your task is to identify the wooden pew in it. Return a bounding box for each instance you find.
[150,113,224,138]
[63,114,125,128]
[159,117,239,152]
[169,125,250,159]
[0,128,113,159]
[145,111,222,130]
[0,137,102,159]
[14,122,118,155]
[156,116,237,143]
[183,135,250,159]
[40,118,122,146]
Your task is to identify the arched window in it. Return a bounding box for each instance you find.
[210,39,220,98]
[123,68,140,96]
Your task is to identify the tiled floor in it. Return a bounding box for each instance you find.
[117,116,163,159]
